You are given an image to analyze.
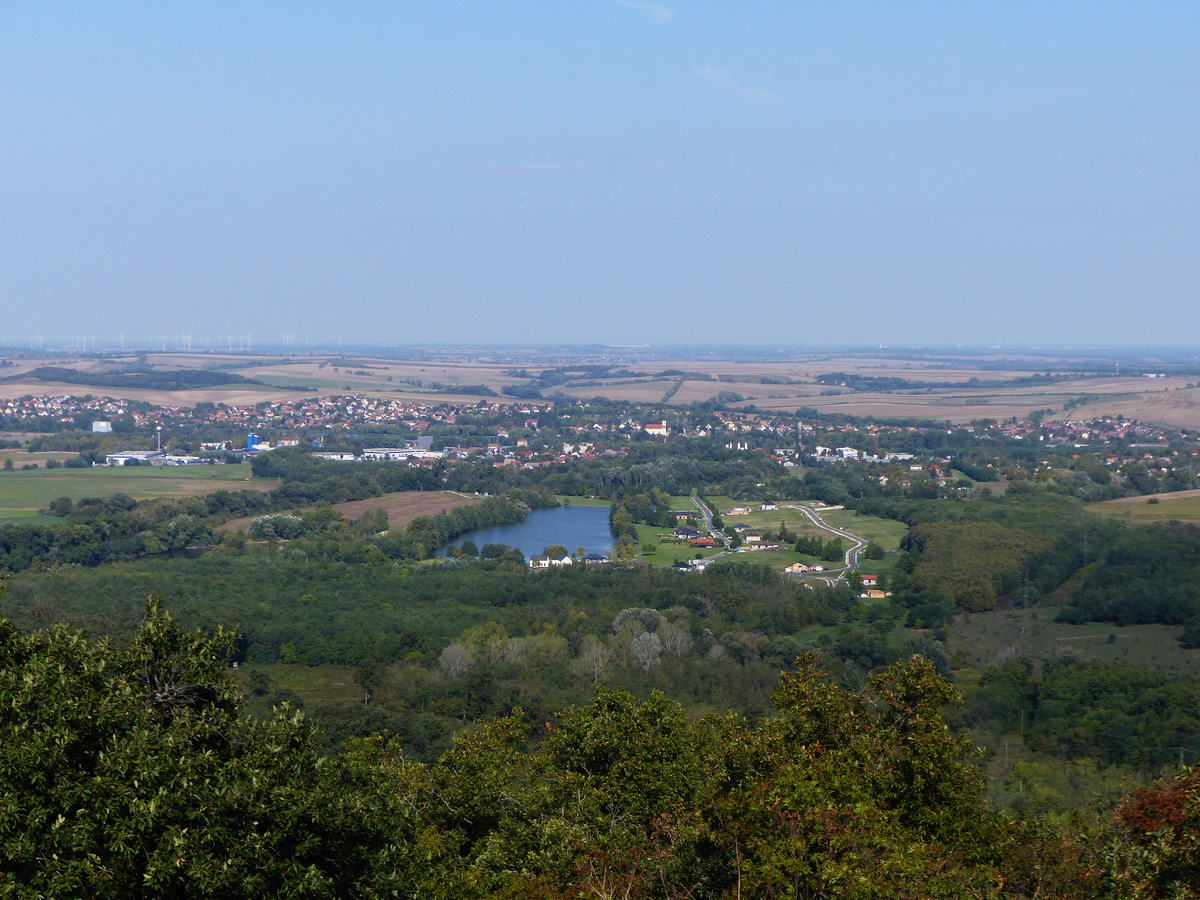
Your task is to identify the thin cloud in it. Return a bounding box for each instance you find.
[692,65,781,104]
[617,1,674,22]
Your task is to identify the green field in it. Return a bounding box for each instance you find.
[1086,490,1200,524]
[855,552,902,577]
[946,603,1200,678]
[556,495,614,508]
[728,548,807,569]
[816,508,908,550]
[721,502,908,558]
[0,463,265,522]
[733,505,830,538]
[237,662,363,705]
[635,524,718,567]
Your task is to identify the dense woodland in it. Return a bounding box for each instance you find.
[3,601,1198,898]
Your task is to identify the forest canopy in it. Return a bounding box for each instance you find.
[6,601,1196,898]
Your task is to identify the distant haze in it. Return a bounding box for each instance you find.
[2,2,1197,346]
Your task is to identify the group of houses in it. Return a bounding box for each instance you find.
[528,552,610,569]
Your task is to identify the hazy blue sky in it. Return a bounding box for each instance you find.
[2,2,1197,347]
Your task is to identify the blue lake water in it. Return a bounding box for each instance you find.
[440,505,613,558]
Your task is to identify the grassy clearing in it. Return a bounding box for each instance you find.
[1087,489,1200,524]
[731,507,832,540]
[946,603,1199,677]
[557,495,614,508]
[818,509,908,550]
[0,463,267,522]
[856,553,902,577]
[237,663,363,711]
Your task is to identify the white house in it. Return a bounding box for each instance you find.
[105,450,164,466]
[529,554,574,569]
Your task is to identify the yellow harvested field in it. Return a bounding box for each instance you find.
[554,380,677,403]
[6,352,1195,424]
[239,359,528,389]
[0,381,293,407]
[633,357,1048,383]
[0,379,494,408]
[736,392,1064,422]
[1060,387,1200,431]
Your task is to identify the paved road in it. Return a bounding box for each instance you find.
[691,494,732,549]
[683,498,869,582]
[783,504,869,583]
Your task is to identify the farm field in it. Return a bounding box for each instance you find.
[219,490,478,533]
[632,357,1050,382]
[0,377,494,408]
[0,463,267,522]
[6,350,1196,427]
[234,359,530,390]
[0,449,81,468]
[1059,386,1200,431]
[0,380,291,407]
[553,380,677,403]
[734,391,1071,421]
[1086,489,1200,524]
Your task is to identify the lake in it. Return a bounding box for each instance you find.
[440,505,613,558]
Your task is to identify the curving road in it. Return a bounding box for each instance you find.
[684,498,869,581]
[783,504,869,583]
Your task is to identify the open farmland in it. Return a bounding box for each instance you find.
[1059,386,1200,431]
[553,380,677,403]
[0,463,270,523]
[0,450,83,469]
[0,380,290,407]
[736,391,1078,422]
[5,350,1198,424]
[218,490,478,533]
[0,378,488,408]
[234,359,529,393]
[1086,489,1200,524]
[633,356,1051,383]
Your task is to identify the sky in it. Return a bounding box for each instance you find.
[2,1,1198,348]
